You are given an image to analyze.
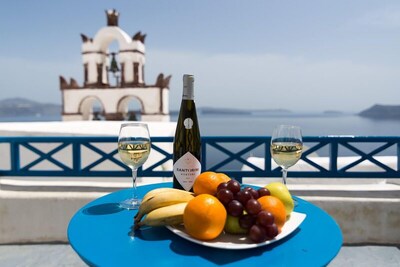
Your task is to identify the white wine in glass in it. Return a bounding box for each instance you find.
[270,125,303,185]
[118,123,151,209]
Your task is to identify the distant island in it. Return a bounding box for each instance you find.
[0,98,61,117]
[359,104,400,120]
[170,107,292,116]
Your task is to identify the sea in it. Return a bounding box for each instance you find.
[1,112,398,158]
[0,112,398,136]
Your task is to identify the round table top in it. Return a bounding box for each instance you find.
[68,183,342,267]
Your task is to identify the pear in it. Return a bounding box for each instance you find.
[264,182,294,217]
[224,215,248,234]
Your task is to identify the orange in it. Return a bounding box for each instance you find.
[183,194,227,240]
[258,195,287,232]
[192,171,231,196]
[215,172,231,182]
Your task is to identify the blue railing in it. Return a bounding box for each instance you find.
[0,136,399,182]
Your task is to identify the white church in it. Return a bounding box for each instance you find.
[60,9,171,121]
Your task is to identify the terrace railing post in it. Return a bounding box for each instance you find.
[10,140,20,175]
[330,139,339,173]
[397,141,400,172]
[201,139,207,174]
[72,141,81,175]
[265,137,271,174]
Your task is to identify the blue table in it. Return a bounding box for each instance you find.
[68,183,342,267]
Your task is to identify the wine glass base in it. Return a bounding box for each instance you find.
[119,198,141,210]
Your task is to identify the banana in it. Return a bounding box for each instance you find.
[141,187,193,204]
[135,202,187,230]
[134,189,194,223]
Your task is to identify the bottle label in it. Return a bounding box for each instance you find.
[183,118,194,129]
[173,152,201,191]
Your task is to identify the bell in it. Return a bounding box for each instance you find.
[109,52,119,74]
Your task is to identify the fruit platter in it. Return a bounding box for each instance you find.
[167,211,306,250]
[134,171,306,249]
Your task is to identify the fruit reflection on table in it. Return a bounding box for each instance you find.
[134,171,295,244]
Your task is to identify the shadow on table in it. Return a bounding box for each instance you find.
[82,203,124,215]
[169,228,301,265]
[133,224,302,265]
[132,227,173,241]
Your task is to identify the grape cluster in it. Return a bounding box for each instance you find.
[216,180,279,243]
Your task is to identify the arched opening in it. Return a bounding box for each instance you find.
[117,96,144,121]
[79,96,106,120]
[93,28,131,88]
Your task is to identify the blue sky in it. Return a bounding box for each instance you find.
[0,0,399,112]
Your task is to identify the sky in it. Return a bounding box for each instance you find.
[0,0,399,112]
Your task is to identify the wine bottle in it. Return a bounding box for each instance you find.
[173,74,201,191]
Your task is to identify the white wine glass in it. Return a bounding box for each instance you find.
[270,125,303,185]
[118,123,151,209]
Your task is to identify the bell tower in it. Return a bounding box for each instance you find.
[59,9,171,121]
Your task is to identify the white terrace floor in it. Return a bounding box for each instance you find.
[0,244,399,267]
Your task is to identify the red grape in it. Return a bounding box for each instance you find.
[246,187,259,199]
[257,188,270,198]
[265,223,279,239]
[256,211,274,227]
[216,189,234,205]
[217,182,229,192]
[227,200,244,217]
[227,180,241,194]
[249,225,266,243]
[245,199,262,215]
[239,214,255,229]
[235,190,252,205]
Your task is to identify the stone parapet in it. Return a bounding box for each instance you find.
[305,196,399,244]
[0,179,398,245]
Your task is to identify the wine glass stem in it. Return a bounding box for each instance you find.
[282,168,288,185]
[132,168,138,199]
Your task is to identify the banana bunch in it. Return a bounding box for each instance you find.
[134,188,194,230]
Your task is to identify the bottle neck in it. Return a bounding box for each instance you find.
[182,74,194,100]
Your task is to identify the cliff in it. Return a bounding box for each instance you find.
[359,104,400,119]
[0,98,61,117]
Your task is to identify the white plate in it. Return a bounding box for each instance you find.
[166,211,306,250]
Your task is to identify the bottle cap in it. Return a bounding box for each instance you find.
[183,74,194,100]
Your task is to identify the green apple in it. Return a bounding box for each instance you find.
[224,215,248,234]
[265,182,294,217]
